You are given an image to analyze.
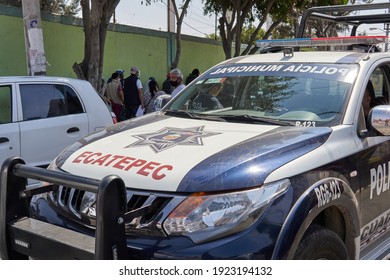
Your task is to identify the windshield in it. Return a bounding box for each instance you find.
[164,63,358,127]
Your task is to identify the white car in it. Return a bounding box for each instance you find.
[0,76,116,168]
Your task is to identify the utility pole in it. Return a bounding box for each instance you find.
[22,0,47,76]
[167,0,175,70]
[386,22,389,52]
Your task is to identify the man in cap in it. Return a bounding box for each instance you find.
[169,68,186,98]
[116,69,125,87]
[123,66,144,119]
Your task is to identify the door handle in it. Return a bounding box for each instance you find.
[0,137,9,144]
[67,127,80,134]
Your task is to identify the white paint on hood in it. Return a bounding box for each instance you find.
[62,118,277,192]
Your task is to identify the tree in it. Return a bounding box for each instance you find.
[289,0,352,39]
[2,0,117,91]
[243,0,296,55]
[204,0,293,59]
[146,0,192,69]
[0,0,81,16]
[205,33,220,40]
[203,0,356,59]
[63,0,80,16]
[241,25,265,45]
[72,0,120,92]
[169,0,191,69]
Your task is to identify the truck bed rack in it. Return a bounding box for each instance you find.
[297,2,390,38]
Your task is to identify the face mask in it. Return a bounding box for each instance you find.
[170,80,179,87]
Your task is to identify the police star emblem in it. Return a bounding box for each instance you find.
[127,126,220,153]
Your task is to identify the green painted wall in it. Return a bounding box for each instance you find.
[0,15,27,75]
[42,20,85,78]
[181,39,225,77]
[0,5,226,86]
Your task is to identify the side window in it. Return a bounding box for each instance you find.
[369,67,389,105]
[19,84,84,121]
[358,67,388,135]
[64,85,83,114]
[0,85,12,124]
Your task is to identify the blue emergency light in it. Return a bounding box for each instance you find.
[256,35,388,49]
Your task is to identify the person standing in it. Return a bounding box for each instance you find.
[143,76,156,97]
[170,68,185,98]
[143,80,166,114]
[116,69,125,88]
[105,72,124,121]
[162,72,172,95]
[123,66,143,119]
[185,68,200,85]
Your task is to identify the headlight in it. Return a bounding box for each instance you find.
[163,179,290,243]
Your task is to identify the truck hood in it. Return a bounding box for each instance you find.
[58,115,331,192]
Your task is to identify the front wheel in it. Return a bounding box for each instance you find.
[293,224,348,260]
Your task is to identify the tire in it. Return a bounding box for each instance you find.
[293,224,348,260]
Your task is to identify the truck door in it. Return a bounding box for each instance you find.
[358,66,390,249]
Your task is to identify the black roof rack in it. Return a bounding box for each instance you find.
[297,3,390,38]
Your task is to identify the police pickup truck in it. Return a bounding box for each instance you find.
[1,3,390,260]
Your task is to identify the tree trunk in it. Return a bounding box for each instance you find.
[233,1,242,58]
[170,0,191,69]
[218,10,234,60]
[241,0,278,56]
[171,22,182,69]
[248,17,285,54]
[73,0,119,91]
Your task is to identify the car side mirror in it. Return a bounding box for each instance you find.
[368,105,390,136]
[154,94,172,111]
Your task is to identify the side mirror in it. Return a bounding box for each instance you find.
[368,105,390,136]
[154,94,172,111]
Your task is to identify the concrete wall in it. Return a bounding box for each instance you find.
[0,5,226,86]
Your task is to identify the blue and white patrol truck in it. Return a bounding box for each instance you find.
[1,3,390,260]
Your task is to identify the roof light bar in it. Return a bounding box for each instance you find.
[256,35,388,49]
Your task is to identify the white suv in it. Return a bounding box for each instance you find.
[0,76,115,168]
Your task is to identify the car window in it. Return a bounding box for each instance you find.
[0,85,12,124]
[20,84,84,121]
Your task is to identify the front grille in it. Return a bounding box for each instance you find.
[49,185,185,237]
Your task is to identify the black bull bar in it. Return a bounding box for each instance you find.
[0,157,144,260]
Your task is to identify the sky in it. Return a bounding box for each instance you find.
[113,1,217,38]
[109,0,390,38]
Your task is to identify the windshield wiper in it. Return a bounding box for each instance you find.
[317,111,340,116]
[165,110,295,126]
[220,115,294,126]
[165,110,227,122]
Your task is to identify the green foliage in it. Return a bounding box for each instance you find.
[241,25,265,44]
[62,0,81,16]
[205,33,220,40]
[0,0,20,7]
[0,0,81,16]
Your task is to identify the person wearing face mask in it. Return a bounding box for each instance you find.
[169,68,186,98]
